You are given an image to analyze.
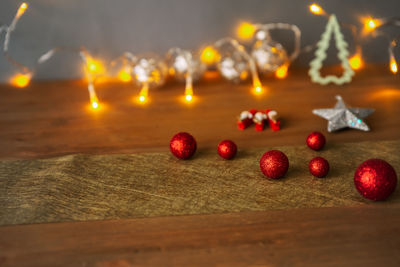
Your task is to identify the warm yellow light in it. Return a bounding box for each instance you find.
[86,58,105,75]
[184,83,194,102]
[252,79,263,95]
[237,22,256,40]
[185,94,193,102]
[275,64,288,79]
[149,69,161,83]
[91,101,99,109]
[309,4,324,15]
[90,94,100,110]
[16,2,28,17]
[239,70,249,81]
[349,54,363,70]
[138,84,149,104]
[362,18,382,34]
[10,73,31,88]
[168,68,175,76]
[390,57,398,74]
[118,68,131,82]
[367,19,378,29]
[139,95,146,102]
[200,46,220,65]
[369,88,400,100]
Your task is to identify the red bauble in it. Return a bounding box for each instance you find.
[217,140,237,159]
[354,159,397,201]
[306,131,326,151]
[260,150,289,179]
[169,132,197,159]
[309,157,330,178]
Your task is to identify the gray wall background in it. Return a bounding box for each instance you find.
[0,0,399,81]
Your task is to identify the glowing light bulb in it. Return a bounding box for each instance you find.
[363,18,381,34]
[390,56,398,74]
[10,73,31,88]
[91,101,99,109]
[185,94,193,102]
[349,53,363,70]
[118,68,132,82]
[138,83,149,104]
[309,4,324,15]
[139,95,146,102]
[184,84,194,102]
[86,58,105,75]
[200,46,220,65]
[368,20,376,28]
[16,2,28,17]
[237,22,256,40]
[90,94,100,110]
[252,79,263,95]
[275,65,288,79]
[239,70,249,81]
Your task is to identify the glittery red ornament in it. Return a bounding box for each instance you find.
[217,140,237,159]
[169,132,197,159]
[354,159,397,201]
[309,157,330,178]
[260,150,289,179]
[306,131,326,151]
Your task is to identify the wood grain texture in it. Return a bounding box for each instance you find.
[1,140,399,226]
[1,204,400,267]
[1,66,400,266]
[0,67,399,160]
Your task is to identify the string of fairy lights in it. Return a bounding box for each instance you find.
[308,3,399,73]
[1,2,399,110]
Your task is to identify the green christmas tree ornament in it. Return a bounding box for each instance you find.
[309,14,355,85]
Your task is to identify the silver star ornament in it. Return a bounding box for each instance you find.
[313,95,374,132]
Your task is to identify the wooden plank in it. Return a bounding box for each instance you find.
[0,67,399,160]
[0,66,399,266]
[1,204,400,267]
[0,140,399,226]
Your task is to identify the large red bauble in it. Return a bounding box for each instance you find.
[169,132,197,159]
[309,157,330,178]
[217,140,237,159]
[306,131,326,151]
[260,150,289,179]
[354,159,397,201]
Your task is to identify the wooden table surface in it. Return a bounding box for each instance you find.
[1,204,400,267]
[0,67,399,160]
[0,66,400,266]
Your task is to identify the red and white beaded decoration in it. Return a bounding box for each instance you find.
[237,109,257,130]
[237,109,280,131]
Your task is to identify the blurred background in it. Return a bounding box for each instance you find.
[0,0,399,81]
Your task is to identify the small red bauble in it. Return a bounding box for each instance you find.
[169,132,197,159]
[306,131,326,151]
[260,150,289,179]
[217,140,237,159]
[354,159,397,201]
[309,157,330,178]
